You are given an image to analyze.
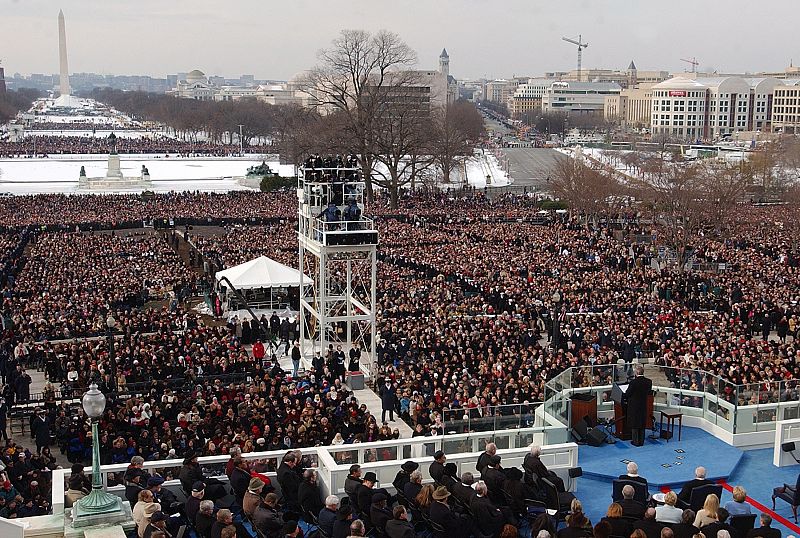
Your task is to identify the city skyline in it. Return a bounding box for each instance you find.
[1,0,799,82]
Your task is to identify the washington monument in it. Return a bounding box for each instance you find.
[58,9,70,96]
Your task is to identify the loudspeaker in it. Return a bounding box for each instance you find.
[782,442,796,453]
[573,418,589,442]
[586,427,608,447]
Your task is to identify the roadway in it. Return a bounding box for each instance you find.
[502,147,565,189]
[483,114,566,191]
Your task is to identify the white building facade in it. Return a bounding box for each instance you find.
[650,76,782,140]
[541,81,622,115]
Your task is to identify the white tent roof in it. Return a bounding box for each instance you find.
[215,256,311,290]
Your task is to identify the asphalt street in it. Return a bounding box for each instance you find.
[502,147,565,189]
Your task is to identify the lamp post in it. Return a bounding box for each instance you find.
[106,315,117,393]
[238,124,244,156]
[74,383,122,517]
[551,291,562,350]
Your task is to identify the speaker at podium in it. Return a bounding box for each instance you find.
[611,382,653,441]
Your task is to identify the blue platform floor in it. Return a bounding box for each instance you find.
[579,426,744,488]
[574,430,800,538]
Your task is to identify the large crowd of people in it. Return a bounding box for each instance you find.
[0,179,796,525]
[0,135,274,157]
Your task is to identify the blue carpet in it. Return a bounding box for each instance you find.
[579,426,743,487]
[575,446,800,538]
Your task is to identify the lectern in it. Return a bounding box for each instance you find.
[611,382,653,440]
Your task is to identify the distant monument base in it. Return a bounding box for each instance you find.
[78,154,152,191]
[53,94,83,109]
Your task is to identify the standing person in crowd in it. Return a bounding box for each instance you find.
[291,341,301,378]
[380,379,396,423]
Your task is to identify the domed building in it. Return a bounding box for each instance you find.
[185,69,206,84]
[168,69,216,101]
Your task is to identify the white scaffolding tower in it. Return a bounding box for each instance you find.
[297,160,379,379]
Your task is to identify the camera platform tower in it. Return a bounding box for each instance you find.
[297,159,379,379]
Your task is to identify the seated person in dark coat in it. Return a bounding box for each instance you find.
[524,444,566,492]
[671,509,700,538]
[392,461,419,494]
[470,481,505,538]
[677,467,712,505]
[403,470,423,503]
[429,486,470,534]
[620,484,647,519]
[746,514,781,538]
[601,502,633,538]
[369,491,392,533]
[558,510,592,538]
[452,472,477,508]
[633,508,665,538]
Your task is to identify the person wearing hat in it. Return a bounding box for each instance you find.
[429,450,447,484]
[332,504,353,538]
[243,477,265,519]
[430,485,468,534]
[392,460,418,493]
[180,452,226,501]
[185,481,205,526]
[482,455,506,504]
[503,466,540,515]
[369,491,392,533]
[299,469,324,520]
[143,510,171,538]
[148,475,179,515]
[356,471,377,516]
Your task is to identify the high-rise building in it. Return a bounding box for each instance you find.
[771,80,800,134]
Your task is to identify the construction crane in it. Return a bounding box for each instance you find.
[562,35,588,82]
[681,57,699,73]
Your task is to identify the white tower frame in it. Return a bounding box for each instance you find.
[297,162,379,378]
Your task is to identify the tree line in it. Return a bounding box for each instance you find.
[550,139,800,271]
[0,88,43,123]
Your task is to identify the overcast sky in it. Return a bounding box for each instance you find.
[2,0,798,81]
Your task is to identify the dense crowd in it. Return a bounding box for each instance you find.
[0,191,296,229]
[0,186,796,522]
[0,135,274,157]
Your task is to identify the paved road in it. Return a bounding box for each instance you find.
[502,147,566,189]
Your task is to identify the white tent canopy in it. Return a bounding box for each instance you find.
[215,256,311,290]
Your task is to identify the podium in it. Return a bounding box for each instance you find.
[611,383,653,440]
[571,393,597,428]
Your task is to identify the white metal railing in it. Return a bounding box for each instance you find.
[50,433,576,518]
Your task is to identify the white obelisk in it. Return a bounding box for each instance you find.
[58,9,70,97]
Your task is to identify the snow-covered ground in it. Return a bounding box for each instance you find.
[0,156,296,194]
[0,152,511,195]
[448,152,512,188]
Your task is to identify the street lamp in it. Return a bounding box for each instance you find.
[551,291,562,350]
[106,315,117,393]
[74,383,122,516]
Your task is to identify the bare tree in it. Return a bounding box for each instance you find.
[371,98,435,208]
[301,29,417,202]
[551,155,620,226]
[430,101,484,184]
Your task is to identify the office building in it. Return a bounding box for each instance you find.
[541,81,622,115]
[771,79,800,133]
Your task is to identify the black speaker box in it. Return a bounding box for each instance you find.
[586,427,608,447]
